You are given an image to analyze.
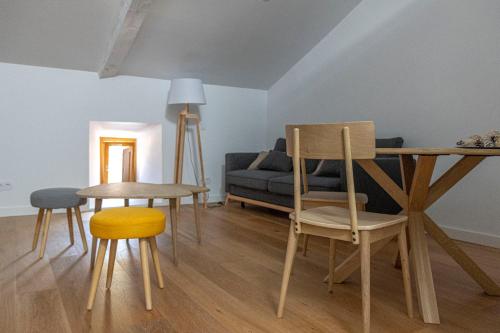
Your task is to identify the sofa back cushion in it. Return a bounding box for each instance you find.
[376,137,404,148]
[258,151,292,172]
[247,151,270,170]
[275,138,318,173]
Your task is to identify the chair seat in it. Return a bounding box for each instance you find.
[290,205,406,231]
[30,188,87,209]
[301,191,368,205]
[90,207,165,240]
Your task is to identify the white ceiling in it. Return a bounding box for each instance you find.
[0,0,360,89]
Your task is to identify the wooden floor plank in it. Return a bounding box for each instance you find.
[0,204,499,332]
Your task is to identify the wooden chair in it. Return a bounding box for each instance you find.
[276,122,413,333]
[300,158,368,256]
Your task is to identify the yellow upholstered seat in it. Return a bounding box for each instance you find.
[90,207,166,240]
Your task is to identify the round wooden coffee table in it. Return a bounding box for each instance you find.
[78,182,193,266]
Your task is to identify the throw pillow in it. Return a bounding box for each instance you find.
[247,151,270,170]
[312,160,342,177]
[304,159,320,174]
[273,138,287,152]
[258,151,292,172]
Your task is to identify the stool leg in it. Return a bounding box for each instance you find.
[39,209,53,259]
[90,237,97,268]
[193,193,202,244]
[140,238,152,310]
[106,240,118,289]
[66,208,75,245]
[87,239,108,310]
[32,208,44,250]
[74,206,88,253]
[148,237,164,288]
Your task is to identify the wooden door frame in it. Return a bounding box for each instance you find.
[100,137,137,184]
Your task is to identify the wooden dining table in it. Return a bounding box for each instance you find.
[330,147,500,324]
[77,182,208,266]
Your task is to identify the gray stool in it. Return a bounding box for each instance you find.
[30,188,88,259]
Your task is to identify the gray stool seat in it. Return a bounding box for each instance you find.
[30,188,87,209]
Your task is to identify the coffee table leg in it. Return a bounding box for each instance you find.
[169,198,179,266]
[90,199,103,269]
[193,193,202,244]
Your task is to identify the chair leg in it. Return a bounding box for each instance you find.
[398,224,414,318]
[74,206,88,253]
[277,222,299,318]
[66,208,75,245]
[360,231,370,333]
[90,237,97,268]
[87,239,108,310]
[106,240,118,289]
[149,237,164,288]
[32,208,44,250]
[140,238,152,310]
[193,193,202,244]
[38,209,53,259]
[302,234,310,256]
[328,239,337,293]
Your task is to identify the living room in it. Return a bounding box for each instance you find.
[1,0,499,332]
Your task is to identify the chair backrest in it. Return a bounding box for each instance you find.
[285,122,376,244]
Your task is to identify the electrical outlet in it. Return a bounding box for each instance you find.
[0,182,12,192]
[205,177,212,185]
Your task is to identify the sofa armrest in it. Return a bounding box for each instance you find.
[340,156,405,214]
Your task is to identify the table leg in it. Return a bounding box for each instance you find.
[408,212,440,323]
[407,155,440,324]
[169,198,179,265]
[423,213,500,295]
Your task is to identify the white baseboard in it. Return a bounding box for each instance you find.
[0,195,225,218]
[0,205,41,217]
[439,224,500,249]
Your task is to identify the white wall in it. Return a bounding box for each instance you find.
[0,62,267,216]
[267,0,500,247]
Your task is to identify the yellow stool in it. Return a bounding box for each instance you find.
[86,207,166,311]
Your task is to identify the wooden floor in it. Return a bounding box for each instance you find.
[1,204,500,332]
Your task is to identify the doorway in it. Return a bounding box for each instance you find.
[100,137,137,184]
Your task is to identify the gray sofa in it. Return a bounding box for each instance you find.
[225,138,406,214]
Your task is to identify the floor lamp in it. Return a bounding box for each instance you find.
[167,78,208,209]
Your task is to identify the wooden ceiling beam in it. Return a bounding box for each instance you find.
[98,0,152,78]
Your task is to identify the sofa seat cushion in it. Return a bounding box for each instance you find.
[268,175,341,196]
[226,169,291,191]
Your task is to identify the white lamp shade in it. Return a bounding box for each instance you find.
[167,78,207,105]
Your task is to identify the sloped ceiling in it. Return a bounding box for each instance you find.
[0,0,361,89]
